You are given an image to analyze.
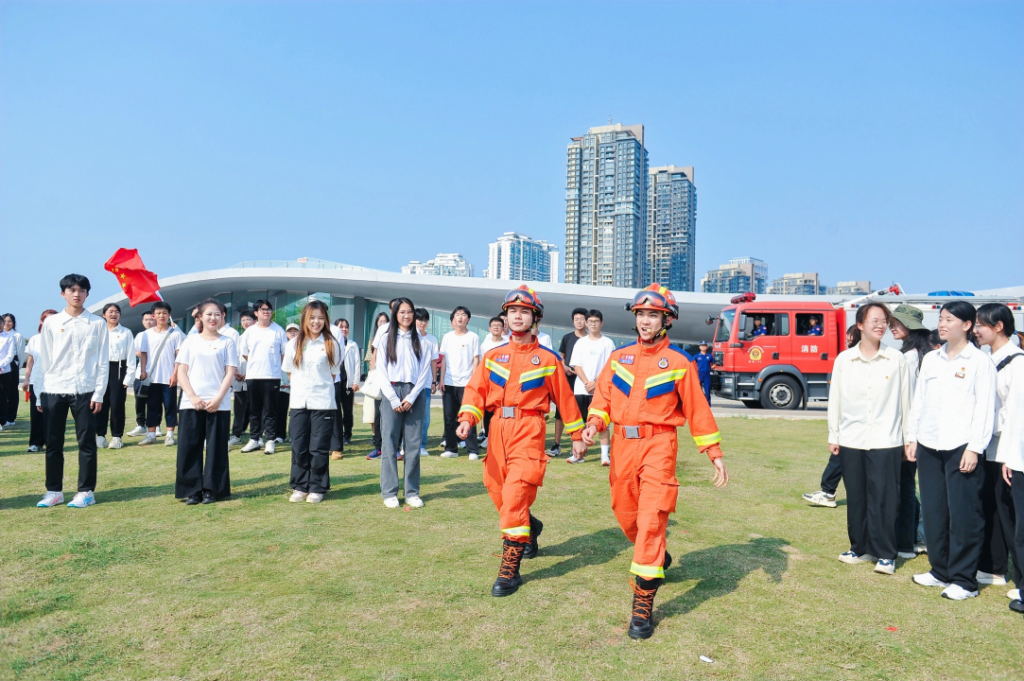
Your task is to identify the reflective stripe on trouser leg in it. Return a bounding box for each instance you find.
[483,414,545,542]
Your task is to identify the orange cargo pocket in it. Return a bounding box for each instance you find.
[657,478,679,513]
[521,456,548,487]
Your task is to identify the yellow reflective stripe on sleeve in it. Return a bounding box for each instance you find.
[563,418,584,432]
[459,405,484,422]
[630,562,665,579]
[502,526,531,537]
[519,365,556,383]
[643,368,687,390]
[693,431,722,447]
[588,408,611,427]
[485,360,511,380]
[611,360,635,386]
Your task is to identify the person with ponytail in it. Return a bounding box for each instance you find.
[975,303,1024,605]
[374,297,432,508]
[907,301,997,600]
[174,299,238,505]
[282,301,340,503]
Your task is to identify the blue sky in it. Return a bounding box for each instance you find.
[2,1,1022,329]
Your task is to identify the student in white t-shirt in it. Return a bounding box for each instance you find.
[127,312,156,437]
[139,302,185,447]
[238,299,287,455]
[174,299,238,505]
[276,324,299,444]
[439,306,481,459]
[284,301,342,504]
[415,308,441,457]
[228,310,255,446]
[569,309,616,465]
[478,317,508,442]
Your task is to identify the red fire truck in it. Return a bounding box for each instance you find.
[709,293,844,409]
[709,291,1024,410]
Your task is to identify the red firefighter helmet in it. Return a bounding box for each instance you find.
[627,284,679,319]
[502,285,544,320]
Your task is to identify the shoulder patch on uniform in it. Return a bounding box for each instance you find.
[667,344,693,361]
[619,354,635,365]
[495,354,510,363]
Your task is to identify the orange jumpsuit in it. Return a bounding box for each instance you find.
[586,335,723,579]
[459,338,584,542]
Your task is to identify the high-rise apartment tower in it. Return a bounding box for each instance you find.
[646,165,696,291]
[485,232,559,283]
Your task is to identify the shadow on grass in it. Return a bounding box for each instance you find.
[657,537,790,621]
[524,527,634,583]
[426,481,487,501]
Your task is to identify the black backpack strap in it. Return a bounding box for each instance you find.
[996,353,1023,372]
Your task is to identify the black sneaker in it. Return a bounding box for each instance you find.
[185,493,202,506]
[491,539,526,597]
[202,491,215,504]
[523,514,544,559]
[664,551,672,573]
[627,576,661,640]
[1010,599,1024,614]
[546,443,561,457]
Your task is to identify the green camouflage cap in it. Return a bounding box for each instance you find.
[891,304,926,331]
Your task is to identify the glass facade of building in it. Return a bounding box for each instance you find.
[701,257,769,294]
[647,166,697,292]
[565,124,649,288]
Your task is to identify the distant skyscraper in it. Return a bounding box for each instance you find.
[564,123,649,287]
[826,280,872,295]
[485,232,559,283]
[647,165,696,291]
[402,253,474,277]
[701,257,768,294]
[768,272,821,295]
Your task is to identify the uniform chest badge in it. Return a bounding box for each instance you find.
[658,357,669,369]
[532,355,540,365]
[619,355,634,365]
[496,354,510,363]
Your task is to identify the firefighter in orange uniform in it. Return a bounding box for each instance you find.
[582,284,729,639]
[456,285,587,597]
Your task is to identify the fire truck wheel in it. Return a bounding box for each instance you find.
[759,375,802,410]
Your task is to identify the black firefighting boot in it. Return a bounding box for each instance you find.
[627,576,662,640]
[491,539,526,597]
[522,514,544,559]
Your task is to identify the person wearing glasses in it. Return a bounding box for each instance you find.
[456,286,586,599]
[238,300,286,455]
[581,283,727,640]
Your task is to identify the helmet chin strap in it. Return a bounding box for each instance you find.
[510,329,531,338]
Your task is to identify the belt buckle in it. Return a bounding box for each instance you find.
[624,426,640,439]
[502,406,516,419]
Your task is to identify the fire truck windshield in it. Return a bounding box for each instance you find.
[715,310,735,343]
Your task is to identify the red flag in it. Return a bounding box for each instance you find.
[104,248,162,307]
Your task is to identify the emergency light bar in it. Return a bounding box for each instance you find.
[730,293,756,305]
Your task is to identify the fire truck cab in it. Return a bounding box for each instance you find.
[710,294,846,410]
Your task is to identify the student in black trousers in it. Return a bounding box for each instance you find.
[239,300,287,455]
[907,302,997,600]
[175,299,237,505]
[284,301,341,503]
[19,309,57,452]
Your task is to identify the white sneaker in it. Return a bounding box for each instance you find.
[306,493,323,504]
[164,433,176,447]
[838,551,876,564]
[275,437,284,444]
[155,427,163,437]
[440,451,459,458]
[96,435,108,449]
[601,454,611,466]
[566,454,585,464]
[406,495,424,508]
[1008,589,1021,600]
[915,542,928,554]
[27,445,40,452]
[913,572,950,588]
[897,551,916,559]
[941,584,979,600]
[127,426,147,437]
[37,491,64,507]
[257,438,265,447]
[977,571,1007,586]
[67,491,95,508]
[4,421,14,427]
[458,441,466,449]
[802,490,837,508]
[264,440,275,455]
[228,435,242,446]
[109,437,123,449]
[468,453,479,461]
[289,491,308,502]
[420,448,430,457]
[139,433,157,446]
[241,439,261,453]
[383,496,400,509]
[874,559,896,575]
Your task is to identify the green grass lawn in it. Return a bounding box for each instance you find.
[1,397,1020,681]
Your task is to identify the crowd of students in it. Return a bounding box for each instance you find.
[5,272,1022,629]
[821,300,1023,616]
